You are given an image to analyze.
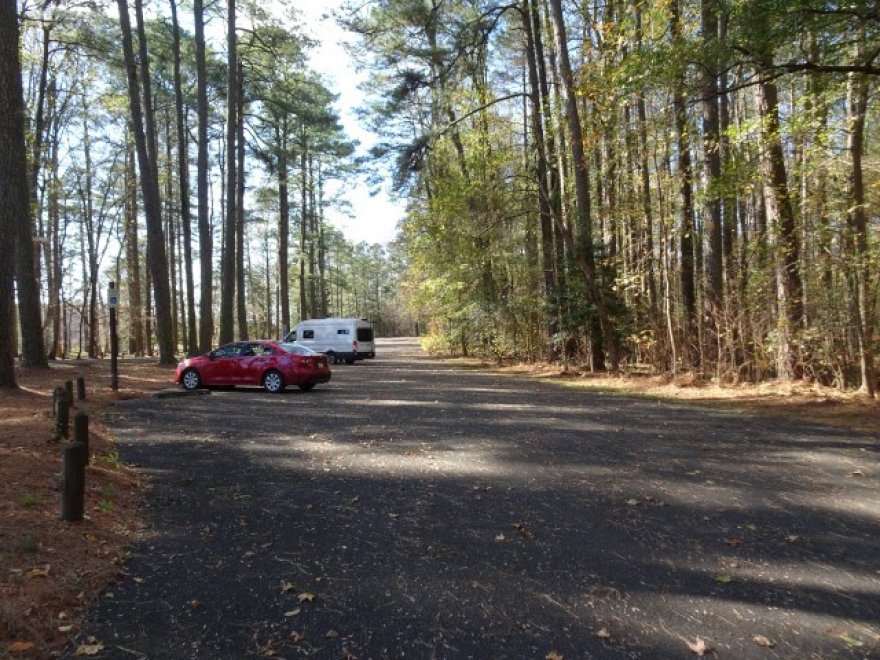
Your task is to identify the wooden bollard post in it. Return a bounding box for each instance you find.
[61,441,87,522]
[76,376,86,401]
[74,412,89,465]
[53,387,70,440]
[65,380,74,408]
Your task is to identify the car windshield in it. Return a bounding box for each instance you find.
[279,342,320,356]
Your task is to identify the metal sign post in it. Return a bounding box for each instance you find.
[108,282,119,391]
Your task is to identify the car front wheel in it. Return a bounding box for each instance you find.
[181,368,202,390]
[263,369,285,393]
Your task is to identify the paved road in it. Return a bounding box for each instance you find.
[73,338,879,658]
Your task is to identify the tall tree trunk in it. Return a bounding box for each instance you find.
[521,0,558,362]
[299,141,308,319]
[754,64,803,382]
[235,59,248,339]
[117,0,176,363]
[125,134,145,356]
[81,106,99,358]
[845,67,875,397]
[170,0,198,356]
[547,0,618,370]
[277,121,290,334]
[0,0,30,385]
[670,0,696,368]
[219,0,238,344]
[194,0,213,351]
[700,0,723,369]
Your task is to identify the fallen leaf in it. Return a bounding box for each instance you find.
[546,652,564,660]
[495,533,506,542]
[75,642,105,656]
[851,469,864,477]
[58,625,74,633]
[188,599,202,610]
[280,580,295,593]
[686,638,712,656]
[325,629,339,638]
[342,648,358,659]
[290,631,304,644]
[713,574,733,584]
[388,512,399,518]
[596,628,612,639]
[752,635,775,648]
[626,499,640,506]
[786,534,799,542]
[298,592,316,603]
[725,538,743,547]
[350,496,360,505]
[7,641,35,653]
[27,564,50,578]
[284,608,301,617]
[839,633,864,648]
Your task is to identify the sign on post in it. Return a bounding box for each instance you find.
[107,283,119,309]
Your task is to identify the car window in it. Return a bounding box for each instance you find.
[302,329,315,339]
[337,329,350,335]
[357,328,374,342]
[280,342,318,356]
[213,344,242,358]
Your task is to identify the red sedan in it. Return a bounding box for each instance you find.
[175,340,331,393]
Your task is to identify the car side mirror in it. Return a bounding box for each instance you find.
[208,351,216,360]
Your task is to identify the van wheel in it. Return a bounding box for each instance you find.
[345,357,355,364]
[325,351,336,364]
[263,369,285,393]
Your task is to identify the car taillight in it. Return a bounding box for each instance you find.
[302,358,314,367]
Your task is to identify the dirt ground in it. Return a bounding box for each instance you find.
[1,358,175,658]
[1,351,877,657]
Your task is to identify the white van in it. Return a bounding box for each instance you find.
[283,318,375,364]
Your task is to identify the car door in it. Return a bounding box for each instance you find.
[201,343,242,386]
[238,343,272,386]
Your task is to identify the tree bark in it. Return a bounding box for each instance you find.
[219,0,238,344]
[0,0,28,385]
[547,0,618,370]
[754,65,803,382]
[117,0,176,363]
[701,0,724,361]
[194,0,214,352]
[236,59,248,339]
[845,67,875,397]
[278,121,291,334]
[170,0,198,356]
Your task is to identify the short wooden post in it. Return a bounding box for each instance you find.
[53,387,70,440]
[76,376,86,401]
[65,379,74,408]
[74,412,90,465]
[61,441,87,522]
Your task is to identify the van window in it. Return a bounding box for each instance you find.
[302,329,315,339]
[337,329,350,335]
[357,328,374,342]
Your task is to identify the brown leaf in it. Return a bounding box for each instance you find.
[596,628,612,640]
[725,538,743,547]
[298,592,317,603]
[280,580,295,593]
[7,641,35,653]
[686,638,712,656]
[752,635,776,648]
[75,642,105,656]
[546,652,564,660]
[290,631,304,644]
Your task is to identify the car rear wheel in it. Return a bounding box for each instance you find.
[325,351,336,364]
[181,368,202,390]
[263,369,285,393]
[298,383,315,392]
